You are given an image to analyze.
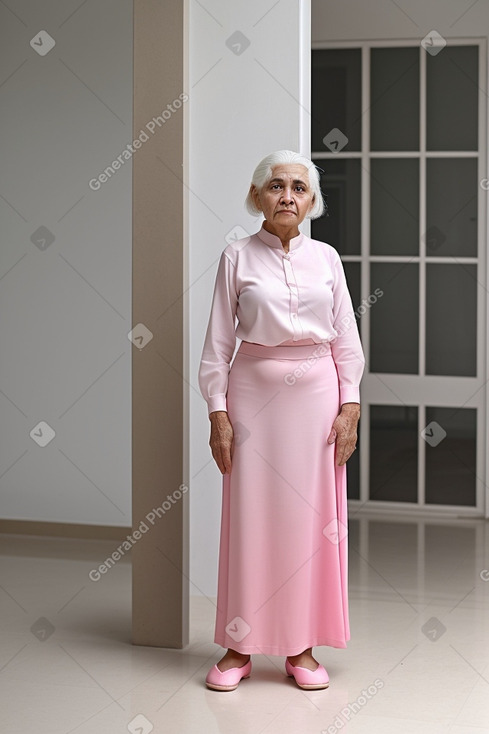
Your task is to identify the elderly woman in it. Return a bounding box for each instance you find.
[198,150,365,692]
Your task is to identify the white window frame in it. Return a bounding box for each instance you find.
[311,38,488,518]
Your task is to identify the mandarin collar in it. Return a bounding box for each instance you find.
[256,223,305,252]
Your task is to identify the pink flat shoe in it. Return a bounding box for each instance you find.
[205,658,252,691]
[285,658,330,690]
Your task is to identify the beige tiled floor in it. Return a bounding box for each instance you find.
[1,514,489,733]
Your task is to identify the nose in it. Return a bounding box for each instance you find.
[280,190,294,205]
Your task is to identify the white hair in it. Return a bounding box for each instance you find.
[245,149,325,219]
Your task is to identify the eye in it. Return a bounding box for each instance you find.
[271,184,282,190]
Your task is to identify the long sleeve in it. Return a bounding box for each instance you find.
[198,226,366,414]
[330,251,366,405]
[198,251,238,415]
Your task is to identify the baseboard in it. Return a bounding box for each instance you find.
[0,519,132,540]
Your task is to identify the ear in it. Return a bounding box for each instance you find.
[250,184,262,212]
[308,194,316,213]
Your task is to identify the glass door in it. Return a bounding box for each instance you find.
[311,40,487,516]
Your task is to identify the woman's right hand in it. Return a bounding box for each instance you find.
[209,411,234,474]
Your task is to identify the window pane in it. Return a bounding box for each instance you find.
[370,159,419,255]
[347,431,360,500]
[343,262,361,314]
[370,47,419,151]
[426,45,478,151]
[312,159,361,255]
[370,405,418,502]
[343,261,363,345]
[425,407,476,506]
[426,158,477,257]
[370,263,419,374]
[312,49,361,151]
[426,264,477,376]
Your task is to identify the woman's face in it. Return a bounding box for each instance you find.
[251,163,315,227]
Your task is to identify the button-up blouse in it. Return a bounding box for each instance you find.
[198,224,365,415]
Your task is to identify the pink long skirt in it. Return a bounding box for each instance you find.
[214,339,350,656]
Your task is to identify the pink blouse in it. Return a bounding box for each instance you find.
[198,224,365,415]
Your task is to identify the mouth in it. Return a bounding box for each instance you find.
[277,210,296,215]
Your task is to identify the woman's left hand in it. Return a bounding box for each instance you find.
[327,403,360,466]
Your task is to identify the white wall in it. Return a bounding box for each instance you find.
[188,0,311,597]
[0,0,310,577]
[0,0,132,525]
